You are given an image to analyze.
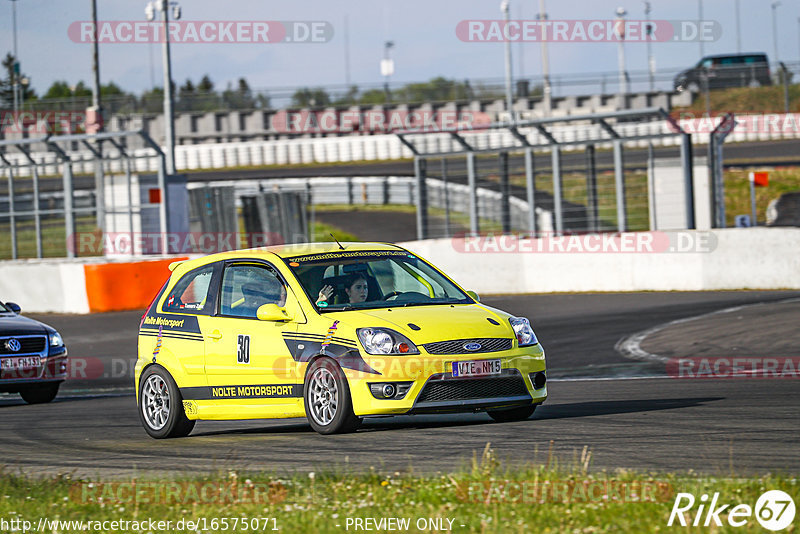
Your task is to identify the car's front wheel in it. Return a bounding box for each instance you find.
[138,365,195,439]
[19,383,60,404]
[487,404,537,422]
[304,358,361,434]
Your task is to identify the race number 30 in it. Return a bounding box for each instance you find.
[237,335,250,364]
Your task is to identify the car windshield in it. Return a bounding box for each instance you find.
[0,301,9,313]
[284,250,472,311]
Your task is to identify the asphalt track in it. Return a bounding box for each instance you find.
[1,290,798,478]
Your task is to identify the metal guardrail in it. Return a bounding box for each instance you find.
[0,131,169,258]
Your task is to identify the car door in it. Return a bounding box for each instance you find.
[203,261,305,410]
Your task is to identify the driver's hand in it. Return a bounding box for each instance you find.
[317,285,334,303]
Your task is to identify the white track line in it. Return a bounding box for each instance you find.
[614,297,800,364]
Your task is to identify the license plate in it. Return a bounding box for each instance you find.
[1,357,40,371]
[451,359,502,377]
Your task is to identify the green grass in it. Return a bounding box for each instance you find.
[0,445,796,533]
[0,217,99,260]
[724,168,800,226]
[310,221,360,243]
[674,83,800,115]
[502,170,650,232]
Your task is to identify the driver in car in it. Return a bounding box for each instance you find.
[317,273,369,305]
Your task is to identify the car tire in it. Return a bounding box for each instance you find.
[304,358,361,435]
[138,365,195,439]
[19,383,60,404]
[487,404,537,422]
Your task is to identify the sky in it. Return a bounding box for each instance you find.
[1,0,797,98]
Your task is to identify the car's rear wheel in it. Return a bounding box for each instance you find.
[19,383,59,404]
[304,358,361,434]
[487,404,536,422]
[138,365,195,439]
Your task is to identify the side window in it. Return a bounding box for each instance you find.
[162,265,215,314]
[221,264,287,318]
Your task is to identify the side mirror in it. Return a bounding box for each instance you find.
[466,291,480,302]
[257,303,290,322]
[5,302,21,314]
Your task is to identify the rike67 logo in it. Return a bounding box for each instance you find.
[668,490,795,531]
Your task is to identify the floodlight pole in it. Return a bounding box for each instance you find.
[160,0,177,176]
[501,0,514,124]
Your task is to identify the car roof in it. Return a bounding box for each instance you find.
[702,52,767,60]
[170,242,404,272]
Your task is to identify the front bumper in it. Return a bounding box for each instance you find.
[346,345,547,417]
[0,348,68,392]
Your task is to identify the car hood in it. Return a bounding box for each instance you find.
[327,303,515,345]
[0,314,48,336]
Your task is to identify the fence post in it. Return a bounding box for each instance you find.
[125,156,134,253]
[6,165,18,259]
[585,144,598,232]
[551,146,563,234]
[681,133,695,230]
[613,139,627,232]
[63,161,76,259]
[524,148,536,236]
[347,176,354,205]
[414,156,428,240]
[499,151,511,233]
[467,151,479,236]
[441,158,451,238]
[31,163,43,259]
[157,152,169,254]
[647,142,657,231]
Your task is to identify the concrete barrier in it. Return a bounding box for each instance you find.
[400,228,800,294]
[1,229,797,314]
[0,257,184,314]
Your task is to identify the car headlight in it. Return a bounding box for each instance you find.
[50,332,65,347]
[509,317,538,347]
[356,328,419,355]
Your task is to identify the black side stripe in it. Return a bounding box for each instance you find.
[140,331,203,342]
[284,333,358,347]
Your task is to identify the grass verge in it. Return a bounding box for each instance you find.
[0,445,797,533]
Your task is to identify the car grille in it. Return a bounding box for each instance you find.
[416,375,529,403]
[423,338,512,355]
[0,336,47,355]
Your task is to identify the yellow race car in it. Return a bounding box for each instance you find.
[135,242,547,438]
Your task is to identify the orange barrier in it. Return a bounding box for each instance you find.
[83,258,187,313]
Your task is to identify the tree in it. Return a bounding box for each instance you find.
[1,53,37,106]
[101,81,126,97]
[197,74,214,93]
[291,87,331,108]
[334,85,359,106]
[358,89,388,105]
[222,77,256,110]
[42,80,92,100]
[139,86,164,113]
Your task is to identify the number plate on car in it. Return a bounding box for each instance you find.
[1,357,40,371]
[451,359,501,377]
